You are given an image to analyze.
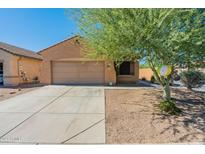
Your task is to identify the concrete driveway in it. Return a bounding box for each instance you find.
[0,85,105,144]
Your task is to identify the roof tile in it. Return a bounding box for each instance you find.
[0,42,43,60]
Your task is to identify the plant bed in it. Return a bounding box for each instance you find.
[0,85,42,102]
[105,88,205,144]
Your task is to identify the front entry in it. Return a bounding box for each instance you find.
[118,61,134,75]
[0,63,3,85]
[117,61,138,83]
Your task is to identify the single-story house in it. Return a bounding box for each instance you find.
[0,42,43,86]
[0,36,139,86]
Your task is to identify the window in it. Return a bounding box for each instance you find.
[119,62,134,75]
[0,63,3,84]
[0,63,3,74]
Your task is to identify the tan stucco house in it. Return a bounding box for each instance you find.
[0,36,139,86]
[0,42,43,86]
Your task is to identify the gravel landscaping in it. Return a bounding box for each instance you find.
[105,88,205,144]
[0,85,42,102]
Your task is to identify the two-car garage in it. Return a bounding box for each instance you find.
[51,61,105,85]
[39,36,117,85]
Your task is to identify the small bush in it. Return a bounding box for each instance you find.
[32,76,40,84]
[141,77,146,81]
[33,76,39,81]
[180,70,205,89]
[150,75,156,83]
[159,100,181,115]
[172,73,180,81]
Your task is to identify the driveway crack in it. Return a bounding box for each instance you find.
[61,118,104,144]
[0,87,73,139]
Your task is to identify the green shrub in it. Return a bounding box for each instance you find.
[180,70,205,89]
[159,100,181,115]
[150,75,156,83]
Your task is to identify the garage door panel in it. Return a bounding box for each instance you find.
[53,73,78,79]
[53,62,79,67]
[79,64,103,72]
[87,66,104,72]
[52,68,79,73]
[52,61,104,84]
[79,73,103,79]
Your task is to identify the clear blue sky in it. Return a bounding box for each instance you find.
[0,8,79,52]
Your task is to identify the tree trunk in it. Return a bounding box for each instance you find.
[147,59,163,85]
[114,62,120,84]
[186,51,191,71]
[162,80,171,101]
[147,56,171,101]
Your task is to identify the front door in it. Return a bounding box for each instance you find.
[118,62,134,75]
[0,63,3,85]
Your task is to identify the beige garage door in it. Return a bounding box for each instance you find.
[52,61,105,84]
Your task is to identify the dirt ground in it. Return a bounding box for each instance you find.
[105,88,205,144]
[0,85,42,102]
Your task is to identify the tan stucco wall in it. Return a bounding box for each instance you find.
[139,68,153,81]
[18,57,42,84]
[104,61,116,85]
[39,37,117,85]
[0,49,42,86]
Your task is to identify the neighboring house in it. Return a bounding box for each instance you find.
[0,42,43,86]
[0,36,139,86]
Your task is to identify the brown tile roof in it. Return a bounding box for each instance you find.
[0,42,43,60]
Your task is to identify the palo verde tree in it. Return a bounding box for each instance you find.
[74,9,204,103]
[169,9,205,70]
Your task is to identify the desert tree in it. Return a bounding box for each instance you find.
[73,8,204,102]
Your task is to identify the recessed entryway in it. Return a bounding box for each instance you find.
[118,61,135,75]
[117,61,138,83]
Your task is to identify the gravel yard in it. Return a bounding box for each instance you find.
[0,85,42,102]
[105,88,205,144]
